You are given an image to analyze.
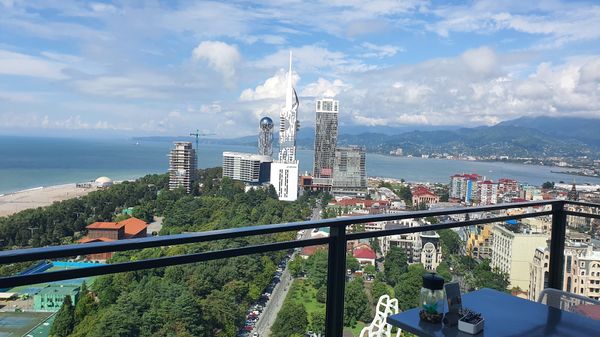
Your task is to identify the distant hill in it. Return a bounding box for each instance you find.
[135,116,600,158]
[497,116,600,147]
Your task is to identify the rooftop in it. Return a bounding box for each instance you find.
[37,284,79,296]
[87,222,123,230]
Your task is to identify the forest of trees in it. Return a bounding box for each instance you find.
[0,168,316,337]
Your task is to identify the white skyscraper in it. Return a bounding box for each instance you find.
[270,51,299,201]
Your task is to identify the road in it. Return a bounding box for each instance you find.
[254,201,322,336]
[147,216,163,235]
[254,265,293,336]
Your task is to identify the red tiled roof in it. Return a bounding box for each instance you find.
[86,217,148,236]
[332,198,390,208]
[412,186,436,197]
[301,245,326,256]
[78,237,115,244]
[353,247,376,260]
[120,217,148,237]
[87,222,123,230]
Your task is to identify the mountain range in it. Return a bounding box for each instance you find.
[135,116,600,159]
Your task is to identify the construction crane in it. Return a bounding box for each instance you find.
[189,129,215,162]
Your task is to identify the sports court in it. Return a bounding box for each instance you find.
[0,312,52,337]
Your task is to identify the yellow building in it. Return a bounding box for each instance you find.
[466,225,493,260]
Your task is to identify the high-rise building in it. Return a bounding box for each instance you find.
[168,142,197,193]
[313,98,339,181]
[258,117,274,157]
[332,146,367,196]
[490,221,548,289]
[529,232,600,301]
[450,174,481,203]
[478,180,498,205]
[271,51,300,201]
[270,161,299,201]
[222,152,271,184]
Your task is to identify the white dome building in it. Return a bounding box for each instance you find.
[95,176,114,188]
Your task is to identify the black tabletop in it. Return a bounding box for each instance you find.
[387,288,600,337]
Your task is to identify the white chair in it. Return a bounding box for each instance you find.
[359,295,402,337]
[538,288,600,320]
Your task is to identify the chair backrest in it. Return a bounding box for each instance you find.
[538,288,600,320]
[359,295,402,337]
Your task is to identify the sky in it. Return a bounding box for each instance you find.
[1,0,599,138]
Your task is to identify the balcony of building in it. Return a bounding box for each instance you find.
[0,200,599,336]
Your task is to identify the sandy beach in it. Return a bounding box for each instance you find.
[0,184,97,217]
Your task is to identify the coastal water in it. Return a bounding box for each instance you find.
[1,135,599,194]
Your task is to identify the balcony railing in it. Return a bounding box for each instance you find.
[0,199,599,336]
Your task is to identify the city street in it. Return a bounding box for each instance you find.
[253,202,322,336]
[254,264,293,336]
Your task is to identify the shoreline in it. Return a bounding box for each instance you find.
[0,183,78,197]
[0,183,97,218]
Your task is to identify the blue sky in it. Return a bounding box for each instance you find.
[1,0,599,137]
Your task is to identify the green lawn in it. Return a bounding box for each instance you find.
[284,279,368,336]
[286,279,325,319]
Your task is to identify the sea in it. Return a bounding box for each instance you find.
[1,135,599,195]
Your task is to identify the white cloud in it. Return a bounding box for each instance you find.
[240,70,299,101]
[0,50,67,79]
[361,42,402,58]
[428,1,600,48]
[253,45,376,75]
[73,73,174,98]
[90,2,117,13]
[335,48,600,127]
[0,90,39,102]
[301,78,349,98]
[192,40,241,83]
[461,47,497,75]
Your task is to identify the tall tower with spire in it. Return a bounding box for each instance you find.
[278,51,300,162]
[270,51,300,201]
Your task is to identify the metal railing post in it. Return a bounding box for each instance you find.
[548,201,567,290]
[325,225,347,336]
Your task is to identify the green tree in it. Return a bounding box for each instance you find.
[438,229,462,256]
[344,278,371,327]
[74,284,97,324]
[132,203,153,223]
[307,250,329,289]
[371,280,394,301]
[542,181,555,189]
[271,302,308,337]
[370,238,382,255]
[395,185,413,206]
[289,256,305,277]
[468,259,509,292]
[316,285,327,304]
[50,295,75,337]
[363,264,376,276]
[383,246,408,286]
[436,261,452,282]
[309,310,326,335]
[346,255,360,272]
[394,264,426,311]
